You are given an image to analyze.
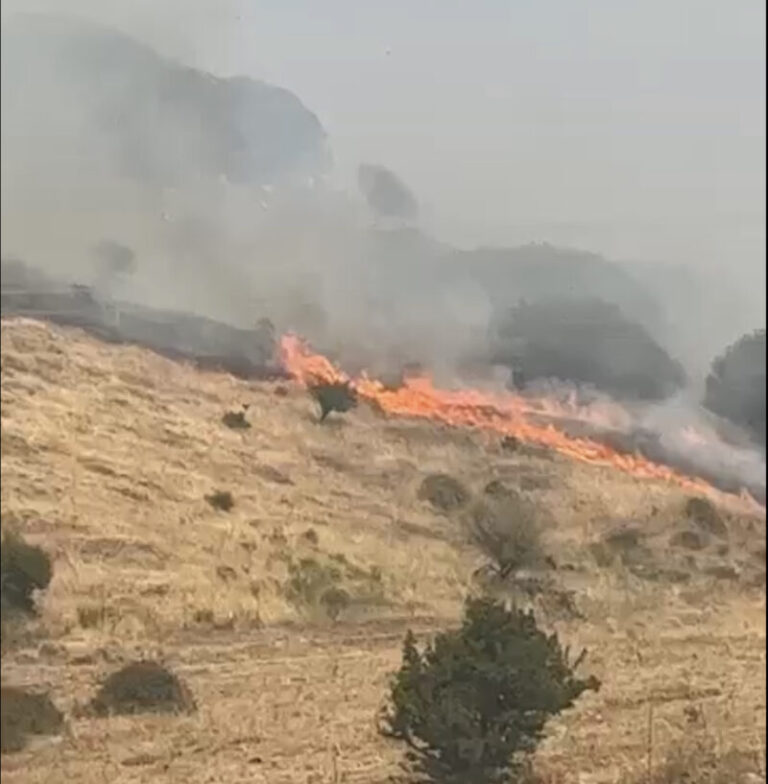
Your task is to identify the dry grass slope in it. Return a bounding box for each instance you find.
[1,318,765,783]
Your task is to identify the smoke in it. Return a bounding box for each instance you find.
[639,394,766,499]
[1,7,764,497]
[0,10,498,383]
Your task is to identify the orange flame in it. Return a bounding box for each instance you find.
[278,334,760,506]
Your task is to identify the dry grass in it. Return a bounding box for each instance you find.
[1,318,765,783]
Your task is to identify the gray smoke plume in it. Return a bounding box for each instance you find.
[1,8,764,501]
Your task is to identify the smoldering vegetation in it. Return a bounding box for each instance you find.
[1,12,764,498]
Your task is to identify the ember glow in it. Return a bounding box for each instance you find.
[279,334,765,513]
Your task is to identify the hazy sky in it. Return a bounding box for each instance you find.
[3,0,766,282]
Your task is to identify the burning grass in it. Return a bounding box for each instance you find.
[279,334,765,510]
[0,318,764,783]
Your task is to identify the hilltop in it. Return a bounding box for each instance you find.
[1,318,765,783]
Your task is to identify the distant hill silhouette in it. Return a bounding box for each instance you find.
[1,14,329,187]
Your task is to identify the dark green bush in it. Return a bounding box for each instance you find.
[86,661,196,717]
[704,330,766,445]
[491,298,685,401]
[221,406,251,430]
[205,490,235,512]
[381,597,599,783]
[309,381,357,422]
[1,686,63,754]
[418,474,471,513]
[1,531,53,616]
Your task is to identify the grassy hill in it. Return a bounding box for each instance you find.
[1,318,765,783]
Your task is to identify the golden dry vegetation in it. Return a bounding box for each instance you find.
[1,317,765,783]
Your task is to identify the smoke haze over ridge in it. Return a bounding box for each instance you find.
[1,0,764,487]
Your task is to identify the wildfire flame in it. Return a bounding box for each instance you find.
[278,334,761,507]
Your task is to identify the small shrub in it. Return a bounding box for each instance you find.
[320,586,351,620]
[1,686,64,754]
[468,492,544,580]
[86,661,196,717]
[591,524,652,569]
[669,529,707,551]
[309,381,357,422]
[77,604,106,629]
[500,436,520,452]
[285,557,343,618]
[1,531,53,615]
[381,597,600,783]
[684,497,727,538]
[205,490,234,512]
[192,608,214,626]
[484,480,516,500]
[221,407,251,430]
[621,704,764,783]
[1,614,31,657]
[418,474,471,512]
[285,555,383,621]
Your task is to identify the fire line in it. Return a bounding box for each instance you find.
[278,333,763,511]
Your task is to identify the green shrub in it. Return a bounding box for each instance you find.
[381,597,599,783]
[221,407,251,430]
[704,329,765,445]
[286,557,342,609]
[205,490,235,512]
[86,661,196,717]
[1,686,63,754]
[1,531,53,615]
[491,298,686,401]
[285,555,384,621]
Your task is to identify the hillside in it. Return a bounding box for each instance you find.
[1,318,765,783]
[1,14,328,188]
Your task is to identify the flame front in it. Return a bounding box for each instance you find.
[278,334,751,501]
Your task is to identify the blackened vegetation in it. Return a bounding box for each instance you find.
[381,597,599,784]
[491,298,686,402]
[704,330,766,447]
[309,381,357,422]
[0,259,285,382]
[85,661,196,717]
